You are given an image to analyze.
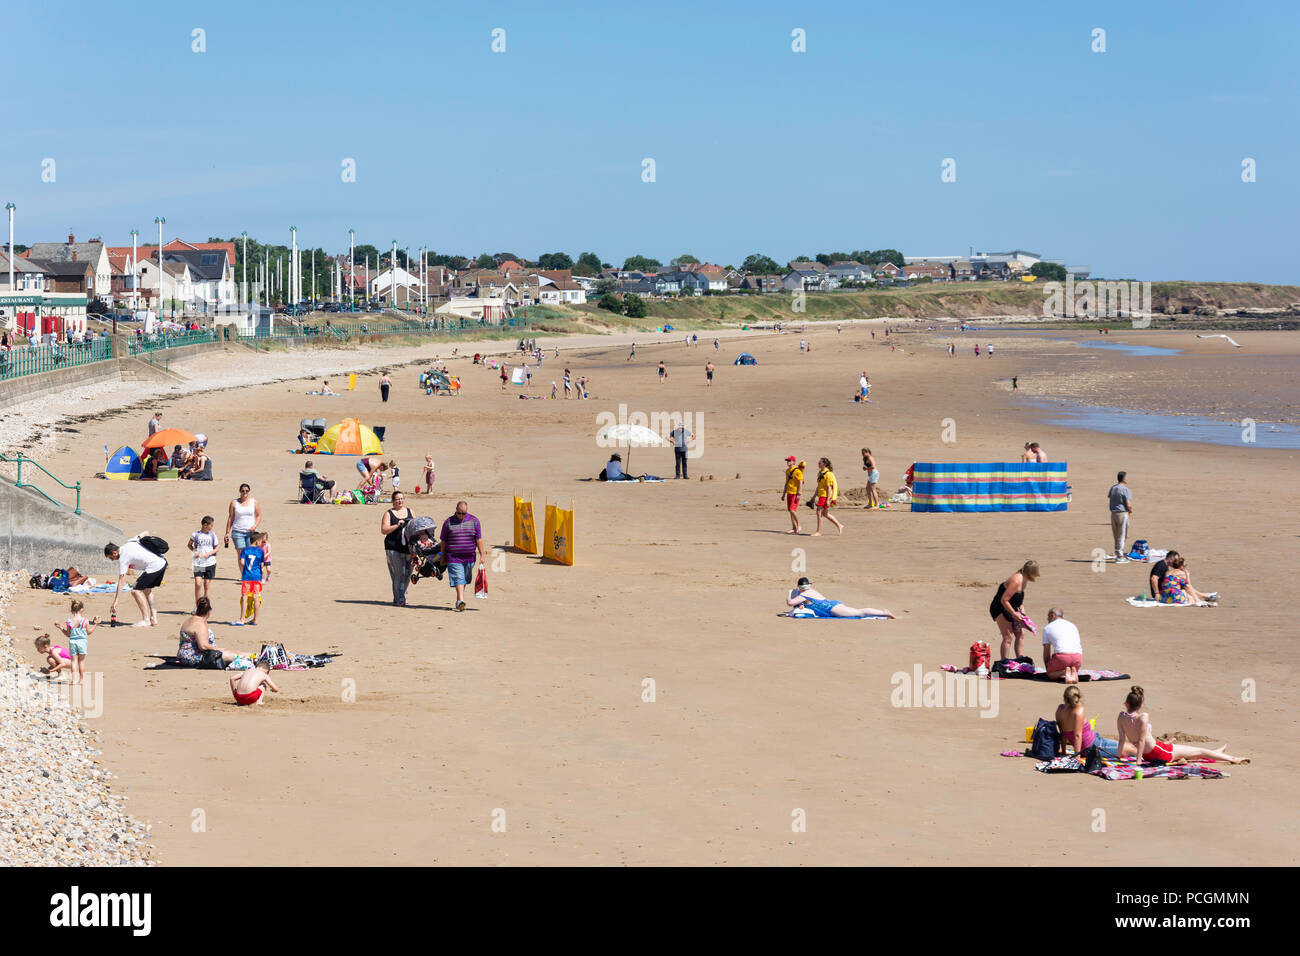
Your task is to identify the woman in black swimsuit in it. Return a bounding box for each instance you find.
[989,560,1039,662]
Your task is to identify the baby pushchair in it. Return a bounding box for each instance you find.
[402,516,444,585]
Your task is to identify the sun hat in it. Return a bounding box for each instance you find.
[785,455,796,461]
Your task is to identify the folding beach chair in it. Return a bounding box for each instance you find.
[297,471,328,504]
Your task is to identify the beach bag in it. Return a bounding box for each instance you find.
[48,569,70,593]
[969,642,991,672]
[1130,539,1150,560]
[1083,744,1102,775]
[1029,718,1060,761]
[138,534,170,556]
[474,566,488,600]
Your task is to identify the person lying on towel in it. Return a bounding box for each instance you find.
[786,577,894,618]
[598,454,639,481]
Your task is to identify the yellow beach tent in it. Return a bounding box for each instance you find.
[316,418,383,456]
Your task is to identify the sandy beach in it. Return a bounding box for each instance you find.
[7,323,1297,866]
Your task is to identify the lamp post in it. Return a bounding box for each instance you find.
[240,231,248,317]
[5,202,15,295]
[289,226,298,317]
[348,228,355,312]
[391,241,398,309]
[154,216,165,318]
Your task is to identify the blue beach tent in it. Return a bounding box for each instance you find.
[106,445,143,480]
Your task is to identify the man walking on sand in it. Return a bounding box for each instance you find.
[669,422,694,479]
[705,360,714,387]
[440,500,488,612]
[148,411,163,437]
[106,537,168,627]
[1108,471,1134,563]
[859,372,870,403]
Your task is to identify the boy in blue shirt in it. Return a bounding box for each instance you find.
[237,531,270,625]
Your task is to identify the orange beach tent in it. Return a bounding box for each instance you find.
[315,418,383,456]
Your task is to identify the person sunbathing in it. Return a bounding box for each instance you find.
[64,566,90,588]
[1116,685,1248,764]
[1055,685,1120,759]
[1158,554,1216,604]
[321,380,337,395]
[786,577,894,618]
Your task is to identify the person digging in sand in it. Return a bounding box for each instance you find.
[230,655,280,706]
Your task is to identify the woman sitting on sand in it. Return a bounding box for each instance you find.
[787,577,894,618]
[989,560,1039,662]
[1116,686,1248,764]
[177,598,243,669]
[1056,685,1120,759]
[1159,554,1216,605]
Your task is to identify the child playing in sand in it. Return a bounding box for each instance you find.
[237,531,270,626]
[53,600,100,685]
[390,465,400,494]
[35,633,73,678]
[230,657,280,705]
[423,455,435,494]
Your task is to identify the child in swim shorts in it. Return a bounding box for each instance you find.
[230,658,279,705]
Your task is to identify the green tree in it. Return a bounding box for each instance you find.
[741,253,781,274]
[867,249,905,268]
[475,253,496,269]
[493,252,521,264]
[594,278,618,295]
[623,293,647,318]
[573,251,603,277]
[623,255,662,272]
[1030,262,1067,281]
[352,243,381,265]
[598,293,622,313]
[672,253,700,265]
[537,252,574,270]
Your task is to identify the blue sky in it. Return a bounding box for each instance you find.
[3,0,1296,281]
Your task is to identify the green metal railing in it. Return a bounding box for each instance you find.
[1,452,82,514]
[126,329,217,356]
[239,314,536,347]
[0,339,113,381]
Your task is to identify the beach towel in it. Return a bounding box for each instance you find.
[942,662,1131,682]
[145,652,339,670]
[787,608,889,620]
[1089,758,1228,781]
[1126,595,1216,608]
[68,582,122,594]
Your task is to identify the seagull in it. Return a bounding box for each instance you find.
[1196,334,1242,347]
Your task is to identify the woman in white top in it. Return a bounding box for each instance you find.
[225,483,261,552]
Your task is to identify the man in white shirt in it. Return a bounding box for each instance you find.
[859,372,870,403]
[1042,607,1083,683]
[105,537,168,627]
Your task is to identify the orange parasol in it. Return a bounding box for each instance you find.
[142,428,197,450]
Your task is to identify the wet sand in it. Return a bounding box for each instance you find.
[10,325,1299,865]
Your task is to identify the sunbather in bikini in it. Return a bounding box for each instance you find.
[786,578,894,618]
[1116,685,1248,764]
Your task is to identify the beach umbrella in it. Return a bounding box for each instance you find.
[142,427,197,450]
[597,422,669,474]
[105,445,142,480]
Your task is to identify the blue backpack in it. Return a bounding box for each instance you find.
[48,569,70,593]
